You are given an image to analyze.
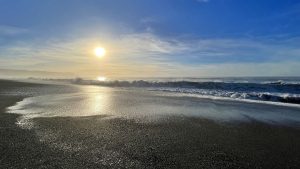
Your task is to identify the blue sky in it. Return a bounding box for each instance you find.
[0,0,300,78]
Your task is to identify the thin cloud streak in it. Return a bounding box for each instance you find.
[0,25,28,36]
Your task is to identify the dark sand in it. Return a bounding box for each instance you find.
[0,80,300,168]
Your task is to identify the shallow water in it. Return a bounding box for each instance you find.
[74,77,300,105]
[7,85,300,128]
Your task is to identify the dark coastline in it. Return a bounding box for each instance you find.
[0,80,300,168]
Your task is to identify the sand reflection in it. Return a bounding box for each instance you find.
[81,85,113,116]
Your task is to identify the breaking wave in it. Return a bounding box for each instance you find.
[73,79,300,105]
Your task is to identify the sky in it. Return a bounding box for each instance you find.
[0,0,300,78]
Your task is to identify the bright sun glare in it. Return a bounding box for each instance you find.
[97,76,106,81]
[94,47,106,58]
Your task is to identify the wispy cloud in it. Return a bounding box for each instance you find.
[0,25,28,36]
[115,32,300,64]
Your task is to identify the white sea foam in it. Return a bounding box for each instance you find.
[157,90,300,109]
[149,87,300,105]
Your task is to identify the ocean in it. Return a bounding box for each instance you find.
[8,77,300,129]
[75,76,300,105]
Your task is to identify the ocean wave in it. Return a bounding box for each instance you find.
[149,88,300,105]
[72,79,300,105]
[74,79,300,88]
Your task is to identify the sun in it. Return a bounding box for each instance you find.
[94,47,106,58]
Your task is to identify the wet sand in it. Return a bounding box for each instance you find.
[1,80,300,168]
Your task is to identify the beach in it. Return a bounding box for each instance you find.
[1,80,300,168]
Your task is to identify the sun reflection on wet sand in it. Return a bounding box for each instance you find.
[8,85,115,122]
[80,86,113,116]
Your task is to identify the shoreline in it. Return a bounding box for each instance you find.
[1,80,300,168]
